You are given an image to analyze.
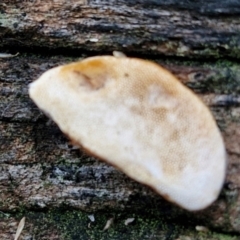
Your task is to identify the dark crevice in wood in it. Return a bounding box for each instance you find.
[1,45,240,64]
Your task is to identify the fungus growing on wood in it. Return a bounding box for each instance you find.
[29,55,226,211]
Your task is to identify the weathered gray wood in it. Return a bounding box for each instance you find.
[0,0,240,58]
[0,0,240,239]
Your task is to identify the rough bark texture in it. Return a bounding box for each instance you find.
[0,0,240,239]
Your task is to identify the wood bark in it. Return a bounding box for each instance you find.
[0,0,240,239]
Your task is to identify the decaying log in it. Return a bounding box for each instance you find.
[0,0,240,239]
[1,0,240,58]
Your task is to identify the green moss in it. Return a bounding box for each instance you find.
[43,181,53,189]
[157,58,240,95]
[0,208,181,239]
[40,209,182,240]
[1,208,239,239]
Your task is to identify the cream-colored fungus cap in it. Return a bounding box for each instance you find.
[29,55,226,211]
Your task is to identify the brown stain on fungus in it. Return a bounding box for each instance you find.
[72,70,106,90]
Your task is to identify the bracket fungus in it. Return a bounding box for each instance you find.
[29,54,226,211]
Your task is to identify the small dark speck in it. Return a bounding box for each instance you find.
[224,181,235,190]
[100,175,106,183]
[124,73,129,77]
[22,12,27,17]
[13,22,18,28]
[194,72,203,80]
